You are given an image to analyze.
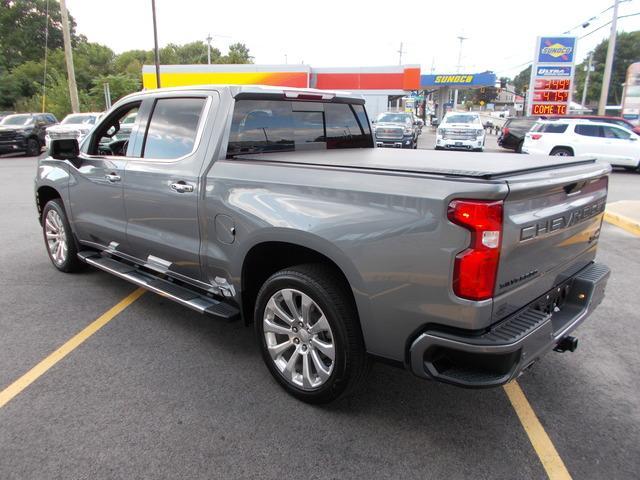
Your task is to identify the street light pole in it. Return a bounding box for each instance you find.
[206,34,212,64]
[59,0,79,112]
[453,35,467,110]
[598,0,619,115]
[581,51,594,110]
[151,0,161,88]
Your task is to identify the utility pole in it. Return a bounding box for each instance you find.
[151,0,161,88]
[581,51,594,110]
[206,34,212,64]
[453,35,467,110]
[598,0,619,115]
[59,0,79,112]
[397,42,404,65]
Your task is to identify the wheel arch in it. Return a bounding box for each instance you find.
[36,185,63,223]
[550,145,575,155]
[238,238,369,345]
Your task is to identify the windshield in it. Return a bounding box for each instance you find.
[62,114,97,125]
[377,113,411,124]
[445,114,480,124]
[1,114,33,126]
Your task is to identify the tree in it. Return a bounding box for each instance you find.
[574,31,640,106]
[221,42,253,64]
[473,87,498,104]
[513,66,531,94]
[88,74,141,110]
[0,0,78,71]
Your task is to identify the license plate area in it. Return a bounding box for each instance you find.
[532,280,572,314]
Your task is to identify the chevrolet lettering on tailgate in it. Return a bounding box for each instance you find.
[520,199,606,242]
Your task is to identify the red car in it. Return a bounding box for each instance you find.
[545,115,640,135]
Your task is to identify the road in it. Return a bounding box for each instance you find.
[0,153,639,480]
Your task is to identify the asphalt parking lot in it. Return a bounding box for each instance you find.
[1,151,639,479]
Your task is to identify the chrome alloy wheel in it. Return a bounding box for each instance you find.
[45,210,68,266]
[263,288,335,390]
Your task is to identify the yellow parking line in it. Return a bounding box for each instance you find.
[603,211,640,237]
[503,381,572,480]
[0,288,145,409]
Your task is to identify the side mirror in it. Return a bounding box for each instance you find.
[50,138,79,161]
[629,136,638,141]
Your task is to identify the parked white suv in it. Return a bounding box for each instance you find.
[435,112,485,152]
[523,119,640,171]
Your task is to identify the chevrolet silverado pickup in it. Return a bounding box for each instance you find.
[36,85,610,403]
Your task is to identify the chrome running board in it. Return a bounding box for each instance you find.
[78,251,240,321]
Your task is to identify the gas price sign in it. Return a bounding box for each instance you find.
[527,36,577,116]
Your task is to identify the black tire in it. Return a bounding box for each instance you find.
[550,147,573,157]
[516,141,524,153]
[41,199,84,273]
[25,137,40,157]
[255,264,369,404]
[434,146,443,150]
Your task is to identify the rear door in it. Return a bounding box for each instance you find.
[573,124,609,160]
[123,93,216,282]
[601,125,639,167]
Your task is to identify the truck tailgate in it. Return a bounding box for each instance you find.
[492,161,610,321]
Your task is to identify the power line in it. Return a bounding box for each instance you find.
[580,12,640,39]
[493,1,637,75]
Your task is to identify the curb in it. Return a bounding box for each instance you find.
[604,211,640,237]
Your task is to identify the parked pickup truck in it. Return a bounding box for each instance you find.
[36,85,611,403]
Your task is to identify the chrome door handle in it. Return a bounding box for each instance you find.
[105,173,121,182]
[170,182,194,193]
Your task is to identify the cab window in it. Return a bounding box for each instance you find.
[227,99,372,158]
[141,97,206,160]
[85,102,141,157]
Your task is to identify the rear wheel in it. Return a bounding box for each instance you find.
[25,137,40,157]
[42,199,84,272]
[516,140,524,153]
[255,264,369,403]
[550,147,573,157]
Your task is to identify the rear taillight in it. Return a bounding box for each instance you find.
[502,127,510,136]
[530,134,542,140]
[447,199,503,301]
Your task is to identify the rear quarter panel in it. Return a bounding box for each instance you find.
[203,158,509,361]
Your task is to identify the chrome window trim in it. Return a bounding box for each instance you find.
[82,95,213,164]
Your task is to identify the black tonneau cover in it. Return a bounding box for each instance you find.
[233,149,596,180]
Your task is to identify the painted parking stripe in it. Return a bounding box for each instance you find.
[0,288,145,409]
[504,381,572,480]
[604,211,640,237]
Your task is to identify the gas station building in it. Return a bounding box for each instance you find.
[141,64,496,122]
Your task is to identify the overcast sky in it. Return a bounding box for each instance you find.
[66,0,640,78]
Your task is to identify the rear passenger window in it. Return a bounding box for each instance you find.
[538,123,568,133]
[142,97,206,160]
[603,126,630,139]
[226,99,373,158]
[575,124,602,137]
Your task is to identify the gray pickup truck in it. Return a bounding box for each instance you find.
[36,85,610,403]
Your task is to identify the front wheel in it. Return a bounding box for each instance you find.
[42,199,84,272]
[25,137,40,157]
[255,264,369,403]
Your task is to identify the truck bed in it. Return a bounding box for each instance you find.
[233,149,596,180]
